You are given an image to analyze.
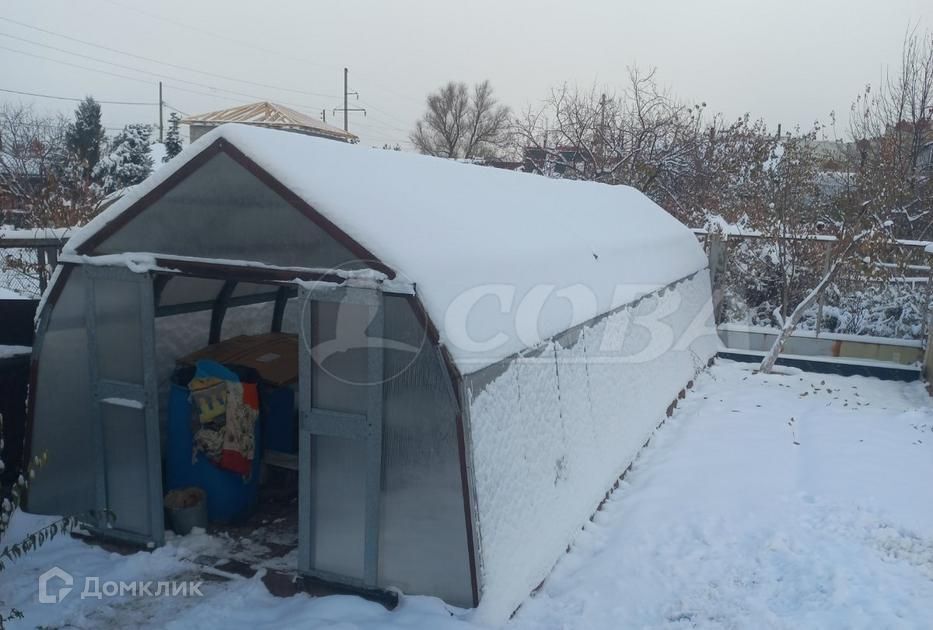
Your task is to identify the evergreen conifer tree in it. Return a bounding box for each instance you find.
[92,123,153,195]
[163,113,183,162]
[65,96,105,181]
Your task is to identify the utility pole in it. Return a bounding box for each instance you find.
[158,81,164,142]
[159,81,165,142]
[333,67,366,132]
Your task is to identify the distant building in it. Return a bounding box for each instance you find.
[810,140,858,172]
[181,101,358,144]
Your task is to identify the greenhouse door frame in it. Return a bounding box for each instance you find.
[297,284,385,590]
[84,264,164,547]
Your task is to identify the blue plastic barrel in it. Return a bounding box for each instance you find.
[259,384,297,454]
[165,365,262,524]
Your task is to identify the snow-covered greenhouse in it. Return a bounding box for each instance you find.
[25,124,718,621]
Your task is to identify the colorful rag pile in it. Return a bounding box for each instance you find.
[188,360,258,477]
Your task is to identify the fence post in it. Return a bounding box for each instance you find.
[708,233,727,325]
[36,247,48,294]
[814,240,832,337]
[922,257,933,385]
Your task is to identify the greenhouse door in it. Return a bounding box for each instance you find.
[297,285,384,589]
[84,265,164,547]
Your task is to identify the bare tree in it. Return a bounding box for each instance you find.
[514,68,715,224]
[760,27,933,372]
[848,26,933,240]
[410,80,511,159]
[679,114,778,225]
[0,104,102,296]
[513,68,786,228]
[0,103,99,228]
[758,125,900,373]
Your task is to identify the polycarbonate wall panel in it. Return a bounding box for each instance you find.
[301,294,472,604]
[309,300,369,415]
[308,434,367,579]
[230,282,279,298]
[377,295,473,607]
[101,403,151,535]
[92,152,360,270]
[27,266,97,516]
[219,302,277,341]
[465,272,719,620]
[93,277,143,382]
[304,298,372,581]
[157,276,225,307]
[280,298,300,334]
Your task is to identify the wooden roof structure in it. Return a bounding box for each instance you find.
[181,101,358,143]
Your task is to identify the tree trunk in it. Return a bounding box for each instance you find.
[759,255,844,373]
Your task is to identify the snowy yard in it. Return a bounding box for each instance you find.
[4,360,933,629]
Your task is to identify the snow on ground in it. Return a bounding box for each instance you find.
[510,361,933,629]
[3,360,933,628]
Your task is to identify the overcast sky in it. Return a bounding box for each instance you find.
[1,0,930,149]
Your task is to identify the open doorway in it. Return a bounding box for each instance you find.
[152,272,303,570]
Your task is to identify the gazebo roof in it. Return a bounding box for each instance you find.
[181,101,358,143]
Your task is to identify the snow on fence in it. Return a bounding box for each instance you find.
[0,227,72,297]
[696,229,933,342]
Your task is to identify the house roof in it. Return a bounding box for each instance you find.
[65,124,707,373]
[180,101,358,143]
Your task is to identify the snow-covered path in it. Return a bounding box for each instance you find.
[4,360,933,628]
[511,361,933,628]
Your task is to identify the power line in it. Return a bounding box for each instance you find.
[354,100,412,133]
[353,70,425,107]
[0,44,237,115]
[0,43,159,86]
[0,48,353,137]
[349,119,413,142]
[162,101,189,116]
[0,41,320,113]
[95,0,332,70]
[14,119,126,132]
[0,86,157,106]
[85,1,427,133]
[97,0,433,109]
[0,16,340,100]
[0,31,322,107]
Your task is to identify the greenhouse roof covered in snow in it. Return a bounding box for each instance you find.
[65,123,707,373]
